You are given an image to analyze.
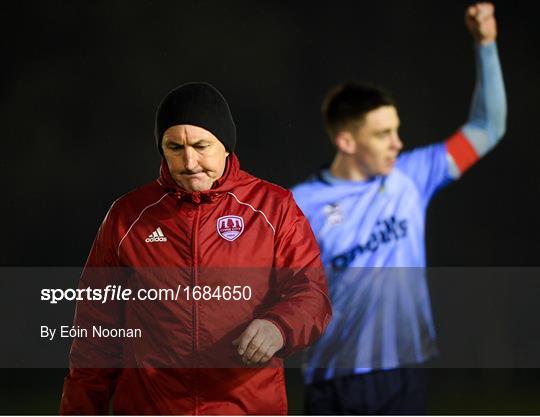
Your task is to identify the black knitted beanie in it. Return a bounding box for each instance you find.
[154,82,236,154]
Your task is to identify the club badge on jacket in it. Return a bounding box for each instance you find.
[217,216,245,241]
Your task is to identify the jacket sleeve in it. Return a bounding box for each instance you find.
[262,192,332,357]
[60,204,126,415]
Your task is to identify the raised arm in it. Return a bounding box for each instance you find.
[446,2,507,177]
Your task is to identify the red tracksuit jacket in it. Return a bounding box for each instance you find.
[60,154,331,415]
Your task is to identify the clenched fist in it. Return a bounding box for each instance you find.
[466,2,497,44]
[233,319,284,365]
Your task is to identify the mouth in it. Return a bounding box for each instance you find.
[182,171,205,177]
[177,172,207,183]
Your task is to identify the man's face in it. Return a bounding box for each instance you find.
[351,105,403,177]
[162,124,229,192]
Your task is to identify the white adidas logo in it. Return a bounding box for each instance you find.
[145,227,167,243]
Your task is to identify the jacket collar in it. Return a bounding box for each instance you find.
[157,154,240,203]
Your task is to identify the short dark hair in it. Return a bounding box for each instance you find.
[322,82,397,141]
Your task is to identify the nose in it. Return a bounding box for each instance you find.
[391,132,403,151]
[182,147,198,171]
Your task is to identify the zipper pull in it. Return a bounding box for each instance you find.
[192,192,201,204]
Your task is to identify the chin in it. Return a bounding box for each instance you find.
[188,181,214,192]
[184,185,206,192]
[174,176,210,192]
[379,167,394,176]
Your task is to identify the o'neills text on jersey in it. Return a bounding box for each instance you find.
[330,216,408,271]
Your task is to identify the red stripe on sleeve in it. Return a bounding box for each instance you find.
[445,130,479,174]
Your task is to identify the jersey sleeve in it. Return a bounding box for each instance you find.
[396,42,506,206]
[261,192,332,357]
[395,142,452,206]
[446,42,507,177]
[60,204,126,415]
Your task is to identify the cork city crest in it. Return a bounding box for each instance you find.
[217,215,244,241]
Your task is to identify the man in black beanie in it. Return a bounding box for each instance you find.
[155,82,236,192]
[61,82,332,415]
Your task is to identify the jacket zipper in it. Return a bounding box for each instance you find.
[192,203,201,415]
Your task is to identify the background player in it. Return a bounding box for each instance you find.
[292,3,506,414]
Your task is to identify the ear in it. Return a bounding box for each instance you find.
[334,131,356,155]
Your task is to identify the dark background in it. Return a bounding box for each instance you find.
[1,0,540,414]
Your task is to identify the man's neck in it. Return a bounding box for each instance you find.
[329,153,371,181]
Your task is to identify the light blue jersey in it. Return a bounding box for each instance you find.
[292,143,451,383]
[292,42,506,384]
